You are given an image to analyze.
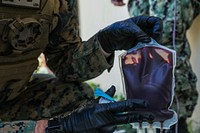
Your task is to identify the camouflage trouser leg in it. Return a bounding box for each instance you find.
[169,58,198,133]
[0,73,94,132]
[172,61,198,117]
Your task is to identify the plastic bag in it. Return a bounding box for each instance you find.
[119,39,177,129]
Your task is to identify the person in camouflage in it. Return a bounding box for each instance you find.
[112,0,200,133]
[0,0,163,132]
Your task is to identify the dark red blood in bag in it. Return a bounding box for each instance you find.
[121,46,175,122]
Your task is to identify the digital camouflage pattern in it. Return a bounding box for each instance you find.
[128,0,200,132]
[0,0,113,132]
[0,120,36,133]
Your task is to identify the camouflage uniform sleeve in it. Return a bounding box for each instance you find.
[0,120,36,133]
[45,0,113,82]
[192,0,200,18]
[128,0,149,17]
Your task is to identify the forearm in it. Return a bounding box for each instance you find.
[0,120,37,133]
[45,34,114,82]
[45,0,114,82]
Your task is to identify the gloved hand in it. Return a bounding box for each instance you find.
[96,85,117,133]
[98,15,163,53]
[46,94,153,133]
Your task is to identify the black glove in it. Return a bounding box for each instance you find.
[97,86,117,133]
[98,15,163,53]
[46,99,153,133]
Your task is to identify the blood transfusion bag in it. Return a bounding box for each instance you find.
[119,39,177,130]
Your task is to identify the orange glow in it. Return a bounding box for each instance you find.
[124,47,171,65]
[154,48,170,64]
[125,51,142,65]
